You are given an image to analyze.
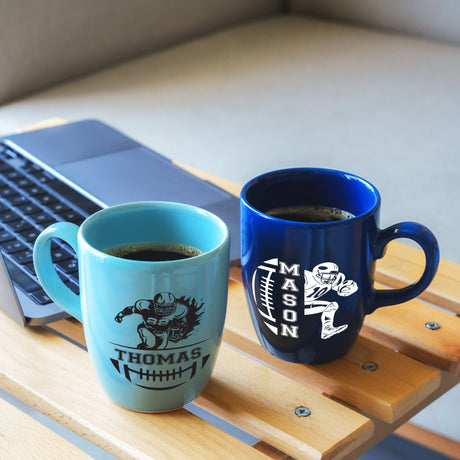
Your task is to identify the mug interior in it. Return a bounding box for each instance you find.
[243,168,380,220]
[80,201,228,256]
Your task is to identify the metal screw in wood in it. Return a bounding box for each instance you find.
[295,406,311,417]
[362,361,378,371]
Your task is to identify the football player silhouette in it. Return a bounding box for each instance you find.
[304,263,358,339]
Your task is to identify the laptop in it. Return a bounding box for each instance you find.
[0,119,240,326]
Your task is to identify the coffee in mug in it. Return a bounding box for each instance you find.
[104,242,201,261]
[266,205,354,223]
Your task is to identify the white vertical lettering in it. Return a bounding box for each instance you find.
[281,324,299,338]
[279,262,300,277]
[281,278,299,292]
[282,293,297,307]
[282,309,297,322]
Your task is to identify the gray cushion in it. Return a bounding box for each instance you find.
[0,0,281,104]
[292,0,460,44]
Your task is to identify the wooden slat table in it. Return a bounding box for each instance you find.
[1,156,459,459]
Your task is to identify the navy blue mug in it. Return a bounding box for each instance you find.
[240,168,439,364]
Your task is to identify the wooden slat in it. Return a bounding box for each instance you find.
[341,370,459,459]
[0,312,268,460]
[0,396,92,459]
[225,281,441,423]
[175,162,242,198]
[196,345,373,460]
[253,442,292,460]
[376,241,460,315]
[46,317,86,346]
[395,422,460,460]
[13,117,68,134]
[362,292,460,376]
[46,311,373,459]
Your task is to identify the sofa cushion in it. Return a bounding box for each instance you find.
[0,0,281,104]
[292,0,460,44]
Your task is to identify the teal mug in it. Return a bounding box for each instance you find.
[33,201,230,412]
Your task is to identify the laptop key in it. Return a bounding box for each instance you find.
[0,162,13,174]
[0,238,28,254]
[29,210,55,226]
[29,289,52,305]
[47,202,70,214]
[58,209,86,224]
[48,181,101,214]
[0,202,10,212]
[19,228,41,243]
[29,169,56,184]
[7,194,30,206]
[12,249,34,264]
[23,183,47,197]
[0,209,22,223]
[4,259,41,293]
[17,202,42,215]
[4,170,22,181]
[57,258,78,275]
[65,280,79,295]
[9,176,34,188]
[23,262,36,276]
[51,243,72,262]
[38,193,59,206]
[0,188,20,200]
[21,160,38,174]
[2,147,18,159]
[0,228,15,242]
[7,219,34,232]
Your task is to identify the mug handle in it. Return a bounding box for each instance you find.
[368,221,439,313]
[33,222,82,322]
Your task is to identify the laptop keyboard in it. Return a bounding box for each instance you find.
[0,143,102,305]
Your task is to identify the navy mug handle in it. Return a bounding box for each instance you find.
[368,221,439,313]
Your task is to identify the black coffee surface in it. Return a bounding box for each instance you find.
[104,242,201,261]
[267,205,354,223]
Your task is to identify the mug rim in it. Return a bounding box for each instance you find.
[241,167,381,226]
[77,201,230,265]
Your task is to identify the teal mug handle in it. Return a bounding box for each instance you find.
[33,222,82,322]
